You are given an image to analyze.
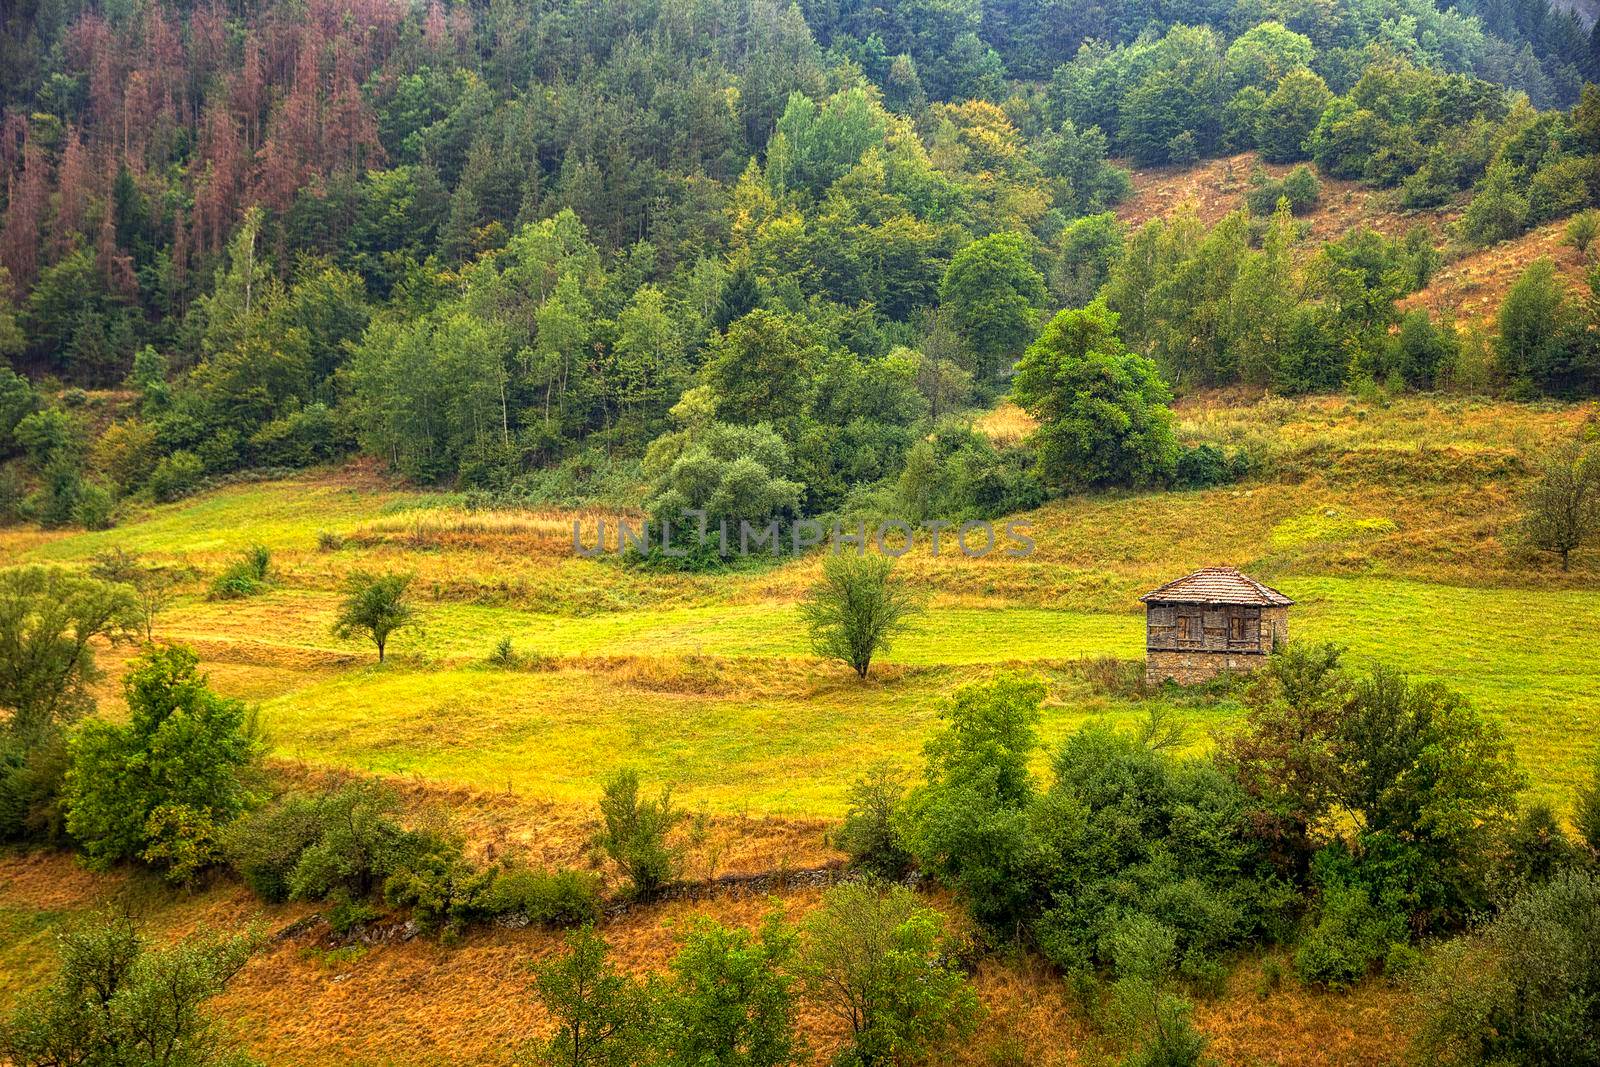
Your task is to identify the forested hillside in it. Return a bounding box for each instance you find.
[2,0,1600,533]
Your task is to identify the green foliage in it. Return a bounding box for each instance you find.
[939,232,1045,383]
[905,673,1045,932]
[1517,436,1600,570]
[1503,801,1580,885]
[208,545,272,600]
[148,451,204,502]
[800,554,924,681]
[483,867,603,927]
[1221,645,1525,931]
[1411,870,1600,1064]
[1255,70,1332,163]
[1012,302,1178,492]
[1051,212,1123,309]
[382,840,498,940]
[0,912,258,1067]
[279,782,438,904]
[222,792,327,903]
[1461,157,1531,247]
[1292,855,1409,989]
[1119,26,1225,166]
[593,768,686,899]
[532,926,648,1067]
[0,566,138,744]
[643,414,804,552]
[1244,166,1320,216]
[1032,724,1284,978]
[652,914,800,1067]
[767,88,891,200]
[835,763,914,879]
[699,311,824,433]
[64,646,262,882]
[332,571,418,662]
[1223,22,1314,92]
[1565,209,1600,253]
[797,879,979,1067]
[1105,915,1212,1067]
[0,728,69,844]
[895,424,1044,522]
[1172,444,1250,490]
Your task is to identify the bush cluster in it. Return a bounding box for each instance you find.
[829,646,1599,1061]
[224,781,602,940]
[530,879,977,1067]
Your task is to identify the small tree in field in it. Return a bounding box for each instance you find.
[1518,437,1599,571]
[531,926,644,1067]
[593,768,685,899]
[798,879,979,1067]
[332,571,418,662]
[65,646,262,882]
[800,554,924,680]
[0,911,257,1067]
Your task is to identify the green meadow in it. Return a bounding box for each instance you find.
[3,395,1597,817]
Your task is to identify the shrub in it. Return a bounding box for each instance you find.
[798,879,979,1067]
[1033,726,1283,978]
[485,867,603,927]
[91,418,157,492]
[383,842,497,940]
[1411,869,1600,1064]
[532,926,648,1067]
[654,914,799,1067]
[208,544,272,600]
[1503,801,1580,886]
[1173,443,1250,489]
[69,481,114,530]
[593,768,685,899]
[0,733,69,843]
[248,402,343,468]
[284,781,439,903]
[836,763,914,880]
[1293,876,1407,989]
[1106,915,1211,1067]
[0,912,257,1067]
[1565,209,1600,254]
[223,793,326,902]
[1527,155,1592,225]
[64,646,262,883]
[1245,165,1320,216]
[905,674,1044,932]
[1221,649,1524,931]
[148,449,203,502]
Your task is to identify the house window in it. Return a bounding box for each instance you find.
[1229,616,1248,642]
[1178,615,1199,643]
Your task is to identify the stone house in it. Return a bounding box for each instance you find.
[1140,567,1292,684]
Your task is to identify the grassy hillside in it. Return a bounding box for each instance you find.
[2,392,1595,815]
[2,390,1597,1065]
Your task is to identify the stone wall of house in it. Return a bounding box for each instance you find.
[1145,648,1269,685]
[1262,605,1289,650]
[1144,603,1290,685]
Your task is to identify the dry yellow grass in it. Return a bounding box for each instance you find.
[0,850,1412,1066]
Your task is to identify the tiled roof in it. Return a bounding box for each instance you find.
[1139,566,1293,607]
